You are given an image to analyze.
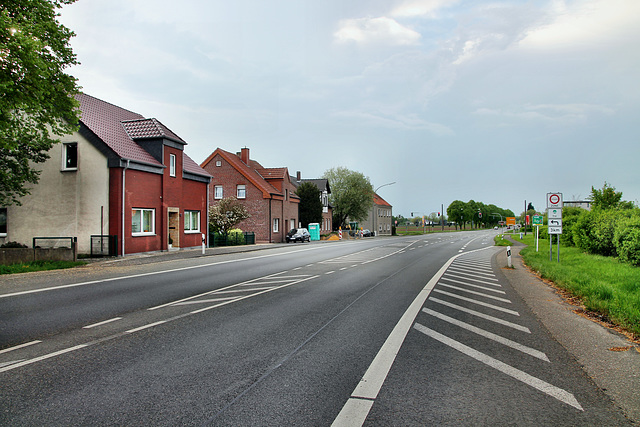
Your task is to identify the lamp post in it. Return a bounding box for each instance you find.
[492,212,503,233]
[373,182,395,237]
[375,182,396,193]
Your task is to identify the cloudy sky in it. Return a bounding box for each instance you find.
[59,0,640,217]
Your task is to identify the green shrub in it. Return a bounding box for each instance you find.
[0,241,28,248]
[614,212,640,266]
[558,207,585,247]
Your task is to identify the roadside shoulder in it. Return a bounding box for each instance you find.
[494,245,640,424]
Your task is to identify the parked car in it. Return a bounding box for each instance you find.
[362,229,372,237]
[286,228,310,243]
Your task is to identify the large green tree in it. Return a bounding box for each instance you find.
[1,0,81,206]
[589,182,624,210]
[322,167,373,229]
[295,181,323,229]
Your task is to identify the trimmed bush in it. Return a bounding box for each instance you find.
[614,212,640,266]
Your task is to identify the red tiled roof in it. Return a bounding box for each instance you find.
[77,93,210,178]
[122,118,185,143]
[202,148,282,198]
[257,167,287,180]
[373,193,392,207]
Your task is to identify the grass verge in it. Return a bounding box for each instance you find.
[513,233,640,339]
[0,260,87,275]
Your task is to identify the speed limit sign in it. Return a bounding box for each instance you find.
[547,192,563,208]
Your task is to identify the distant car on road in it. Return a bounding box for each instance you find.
[362,229,372,237]
[286,228,310,243]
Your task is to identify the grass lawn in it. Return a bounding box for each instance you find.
[0,260,87,275]
[501,232,640,339]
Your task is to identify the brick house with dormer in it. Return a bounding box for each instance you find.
[0,93,211,255]
[201,147,299,243]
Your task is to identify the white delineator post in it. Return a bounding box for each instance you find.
[507,246,512,268]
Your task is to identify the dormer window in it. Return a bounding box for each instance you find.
[62,142,78,171]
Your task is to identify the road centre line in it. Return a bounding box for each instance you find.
[332,246,495,427]
[439,277,505,293]
[148,270,299,310]
[422,308,548,361]
[0,340,41,355]
[432,289,520,315]
[437,283,512,303]
[0,344,89,374]
[0,245,332,299]
[1,275,322,374]
[83,317,123,329]
[413,323,582,410]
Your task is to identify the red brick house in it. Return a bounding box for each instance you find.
[200,148,299,243]
[1,93,212,255]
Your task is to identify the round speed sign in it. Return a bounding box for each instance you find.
[547,192,563,208]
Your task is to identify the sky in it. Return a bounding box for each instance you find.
[58,0,640,218]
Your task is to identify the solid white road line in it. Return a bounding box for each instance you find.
[437,283,512,303]
[432,289,520,316]
[332,247,495,427]
[83,317,123,329]
[414,323,582,411]
[0,340,42,355]
[422,308,548,362]
[429,298,530,333]
[0,344,89,374]
[439,277,505,294]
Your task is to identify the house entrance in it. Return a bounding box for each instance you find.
[168,208,180,249]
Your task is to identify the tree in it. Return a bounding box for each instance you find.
[296,182,323,229]
[589,182,623,210]
[527,202,535,211]
[1,0,81,206]
[208,197,250,236]
[322,167,373,229]
[447,200,466,230]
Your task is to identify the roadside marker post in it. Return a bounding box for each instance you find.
[507,246,512,268]
[202,233,206,255]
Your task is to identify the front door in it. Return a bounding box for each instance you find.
[168,208,180,249]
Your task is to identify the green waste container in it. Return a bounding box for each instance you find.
[308,223,320,241]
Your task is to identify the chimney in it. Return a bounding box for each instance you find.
[241,147,249,165]
[296,171,301,181]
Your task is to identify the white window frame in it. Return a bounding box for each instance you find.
[216,160,222,167]
[169,153,176,177]
[237,184,246,199]
[0,207,7,237]
[214,185,223,199]
[273,218,279,233]
[184,210,200,233]
[62,142,78,171]
[132,208,155,236]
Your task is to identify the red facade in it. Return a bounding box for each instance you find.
[201,148,299,243]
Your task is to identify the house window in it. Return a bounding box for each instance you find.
[0,208,7,236]
[132,208,155,235]
[62,142,78,171]
[237,184,246,199]
[285,189,288,200]
[214,185,223,199]
[169,153,176,177]
[273,218,279,233]
[216,160,222,167]
[184,210,200,233]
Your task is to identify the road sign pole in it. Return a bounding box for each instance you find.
[536,225,539,252]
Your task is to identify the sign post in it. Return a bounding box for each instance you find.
[547,193,563,262]
[532,215,543,252]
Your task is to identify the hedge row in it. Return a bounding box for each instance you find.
[541,207,640,267]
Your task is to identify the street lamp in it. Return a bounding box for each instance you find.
[375,182,396,193]
[492,212,503,232]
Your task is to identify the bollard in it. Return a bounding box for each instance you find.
[507,246,512,268]
[202,233,206,255]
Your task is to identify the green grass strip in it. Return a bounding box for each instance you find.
[514,233,640,338]
[0,260,87,275]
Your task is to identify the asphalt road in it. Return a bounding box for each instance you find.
[0,232,631,425]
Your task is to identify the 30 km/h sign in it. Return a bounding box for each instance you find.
[547,192,563,208]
